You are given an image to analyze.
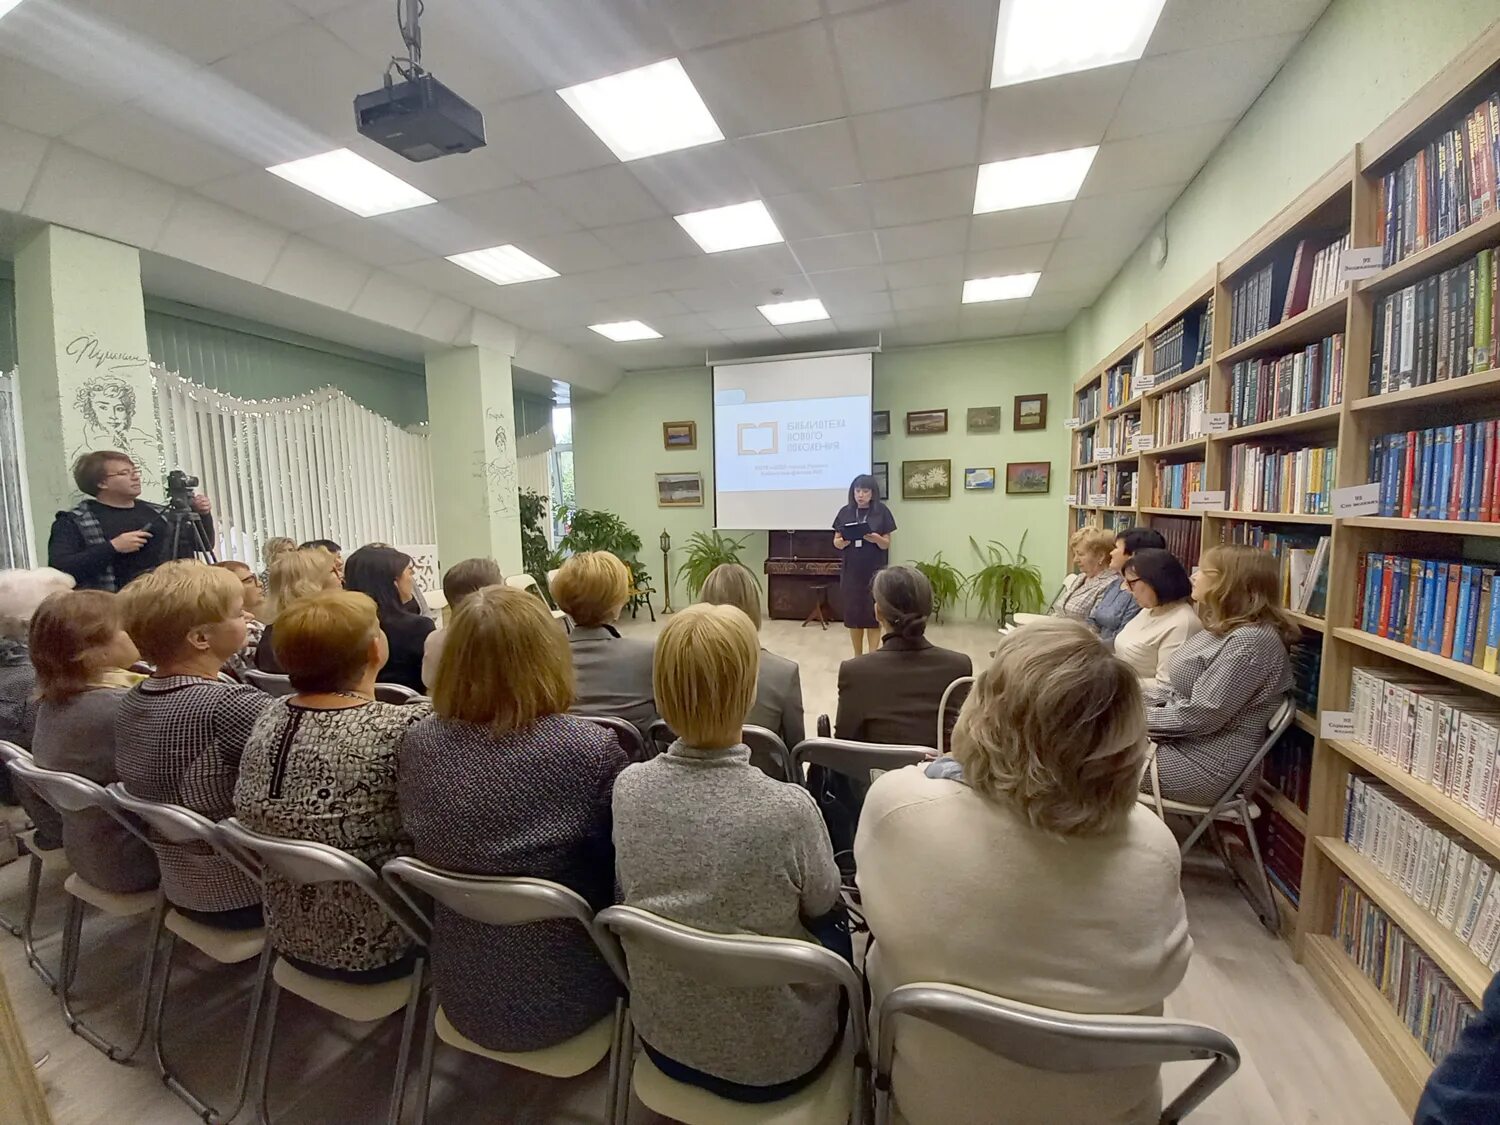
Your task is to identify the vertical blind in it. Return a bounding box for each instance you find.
[0,370,31,568]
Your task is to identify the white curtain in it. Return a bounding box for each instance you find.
[0,370,32,568]
[153,368,436,563]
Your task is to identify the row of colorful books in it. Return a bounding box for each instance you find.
[1228,232,1350,347]
[1264,726,1314,810]
[1258,807,1305,905]
[1224,442,1337,516]
[1223,524,1330,616]
[1333,879,1478,1063]
[1367,421,1500,521]
[1148,302,1212,383]
[1369,248,1495,395]
[1379,88,1500,266]
[1349,666,1500,823]
[1290,636,1324,712]
[1094,414,1140,460]
[1343,776,1500,971]
[1074,427,1097,465]
[1146,513,1201,568]
[1357,553,1500,667]
[1151,461,1204,511]
[1153,378,1208,446]
[1072,466,1137,508]
[1076,383,1101,426]
[1104,354,1139,411]
[1229,333,1345,427]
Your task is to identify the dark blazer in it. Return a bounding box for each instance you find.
[749,649,805,749]
[379,611,436,694]
[835,635,972,749]
[565,625,658,735]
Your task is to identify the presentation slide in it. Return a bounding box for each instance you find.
[712,353,873,530]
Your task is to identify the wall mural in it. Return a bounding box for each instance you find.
[482,406,518,517]
[62,333,161,494]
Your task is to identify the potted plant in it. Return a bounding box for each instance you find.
[677,530,755,600]
[556,505,652,595]
[967,533,1046,625]
[518,489,561,602]
[910,552,967,622]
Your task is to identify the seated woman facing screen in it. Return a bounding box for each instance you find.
[255,547,342,674]
[28,589,157,893]
[856,618,1192,1125]
[0,567,74,838]
[1145,545,1297,806]
[698,562,804,748]
[400,585,628,1052]
[235,592,428,982]
[1088,527,1167,646]
[612,603,843,1103]
[550,551,657,737]
[1113,548,1202,688]
[213,560,267,678]
[1047,527,1119,622]
[343,545,435,694]
[421,557,502,690]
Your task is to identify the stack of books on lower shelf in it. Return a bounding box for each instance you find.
[1225,443,1337,515]
[1258,804,1305,906]
[1148,514,1201,567]
[1072,466,1137,508]
[1356,553,1500,666]
[1225,524,1330,616]
[1152,461,1204,510]
[1367,421,1500,521]
[1266,726,1314,809]
[1154,378,1209,445]
[1230,333,1345,426]
[1096,414,1140,457]
[1369,247,1496,394]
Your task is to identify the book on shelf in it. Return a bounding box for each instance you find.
[1151,461,1205,510]
[1290,634,1324,711]
[1096,414,1140,456]
[1072,466,1137,508]
[1154,377,1209,445]
[1265,725,1314,810]
[1075,427,1096,465]
[1333,878,1480,1062]
[1103,511,1134,535]
[1224,524,1330,616]
[1146,513,1201,568]
[1149,301,1213,383]
[1076,383,1101,425]
[1230,333,1345,426]
[1229,233,1350,347]
[1225,442,1337,515]
[1357,552,1500,665]
[1367,420,1500,521]
[1257,807,1305,905]
[1369,247,1496,395]
[1379,88,1500,267]
[1104,353,1138,411]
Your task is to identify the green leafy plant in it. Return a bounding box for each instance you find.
[967,533,1046,624]
[556,505,650,591]
[677,531,756,599]
[910,552,967,622]
[517,489,560,600]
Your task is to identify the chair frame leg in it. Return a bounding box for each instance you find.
[387,958,426,1125]
[1237,804,1282,934]
[58,892,163,1062]
[21,854,57,991]
[412,988,440,1125]
[251,974,282,1125]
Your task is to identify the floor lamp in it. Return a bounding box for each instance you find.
[659,529,674,614]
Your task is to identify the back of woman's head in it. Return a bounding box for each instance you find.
[118,561,241,666]
[29,590,124,705]
[873,566,932,640]
[1117,527,1167,556]
[549,551,629,628]
[653,603,759,748]
[267,548,338,620]
[344,545,412,619]
[0,567,76,640]
[951,618,1146,836]
[433,585,574,735]
[442,558,503,611]
[273,591,381,694]
[699,563,761,630]
[1124,548,1192,605]
[1197,545,1300,644]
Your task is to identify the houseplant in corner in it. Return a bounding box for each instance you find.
[967,533,1046,625]
[555,505,651,594]
[910,552,967,623]
[677,530,755,600]
[518,489,561,602]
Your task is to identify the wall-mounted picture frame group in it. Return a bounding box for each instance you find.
[905,408,948,435]
[1013,395,1048,432]
[1005,461,1051,494]
[902,458,951,499]
[872,410,890,436]
[656,472,704,506]
[964,467,996,491]
[966,406,1002,433]
[663,420,697,449]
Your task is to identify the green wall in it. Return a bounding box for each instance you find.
[1069,0,1500,372]
[573,334,1071,617]
[0,277,15,371]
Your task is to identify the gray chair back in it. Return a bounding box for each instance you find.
[874,983,1239,1125]
[790,737,933,790]
[243,669,294,697]
[9,758,113,816]
[580,714,648,763]
[0,739,32,769]
[374,683,423,704]
[108,783,258,880]
[936,675,975,756]
[644,717,674,758]
[643,721,795,781]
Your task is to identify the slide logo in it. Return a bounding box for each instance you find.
[737,421,779,455]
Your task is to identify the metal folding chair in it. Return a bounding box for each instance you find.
[596,905,870,1125]
[242,669,294,697]
[374,682,424,704]
[0,741,72,988]
[935,675,975,757]
[382,859,631,1125]
[644,720,796,781]
[873,983,1239,1125]
[217,818,430,1125]
[791,738,933,790]
[579,714,648,763]
[1143,696,1296,932]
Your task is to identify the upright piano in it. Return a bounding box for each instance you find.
[765,530,843,621]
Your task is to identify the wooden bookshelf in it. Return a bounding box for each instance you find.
[1348,367,1500,413]
[1286,609,1327,633]
[1259,783,1309,833]
[1137,506,1200,517]
[1341,516,1500,538]
[1213,403,1343,441]
[1332,626,1500,700]
[1217,292,1349,365]
[1143,361,1211,400]
[1204,510,1335,526]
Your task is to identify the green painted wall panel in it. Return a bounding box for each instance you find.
[0,278,15,372]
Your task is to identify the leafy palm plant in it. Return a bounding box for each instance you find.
[967,533,1046,624]
[555,505,650,592]
[910,553,967,622]
[518,489,560,601]
[677,530,756,599]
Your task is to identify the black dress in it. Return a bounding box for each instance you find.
[833,503,896,629]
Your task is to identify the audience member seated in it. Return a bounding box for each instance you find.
[612,604,843,1102]
[855,618,1192,1125]
[298,538,343,582]
[1415,971,1500,1125]
[400,585,627,1051]
[258,536,296,588]
[255,547,341,674]
[0,567,76,841]
[1145,545,1297,805]
[549,552,657,735]
[116,561,272,929]
[343,545,434,694]
[1113,549,1202,688]
[420,557,502,690]
[1088,527,1167,646]
[213,560,267,678]
[235,592,427,982]
[1047,527,1119,621]
[28,590,157,893]
[699,562,804,747]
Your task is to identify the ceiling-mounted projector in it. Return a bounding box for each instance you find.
[354,0,485,162]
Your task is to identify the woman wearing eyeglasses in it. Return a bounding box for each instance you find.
[1113,549,1201,688]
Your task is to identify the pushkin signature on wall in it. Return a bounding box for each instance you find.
[65,333,148,372]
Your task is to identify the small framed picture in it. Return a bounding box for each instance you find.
[663,420,697,449]
[967,406,1002,433]
[872,461,889,500]
[872,410,890,436]
[1005,461,1051,494]
[656,472,704,506]
[1013,394,1048,431]
[964,467,996,491]
[902,458,951,500]
[905,408,948,435]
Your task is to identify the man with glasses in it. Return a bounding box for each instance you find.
[47,450,215,592]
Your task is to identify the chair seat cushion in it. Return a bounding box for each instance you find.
[165,910,265,964]
[63,874,157,917]
[435,1006,612,1078]
[632,1033,854,1125]
[271,958,417,1023]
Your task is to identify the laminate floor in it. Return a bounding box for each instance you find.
[0,617,1409,1124]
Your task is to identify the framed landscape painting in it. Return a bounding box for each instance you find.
[905,408,948,435]
[901,459,951,500]
[967,406,1002,433]
[964,467,996,490]
[657,472,704,506]
[1005,461,1051,494]
[872,410,890,436]
[1013,394,1048,431]
[872,461,889,500]
[663,420,697,449]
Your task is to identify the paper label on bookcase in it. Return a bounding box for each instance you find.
[1135,372,1155,392]
[1132,434,1156,452]
[1094,446,1116,461]
[1321,710,1355,739]
[1339,247,1384,283]
[1063,417,1083,430]
[1331,483,1381,518]
[1087,493,1110,507]
[1204,413,1231,433]
[1188,490,1226,511]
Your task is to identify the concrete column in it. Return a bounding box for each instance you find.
[14,225,163,550]
[424,344,523,574]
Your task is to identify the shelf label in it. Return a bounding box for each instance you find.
[1204,412,1231,433]
[1094,446,1116,461]
[1132,434,1156,452]
[1321,710,1355,739]
[1188,490,1226,511]
[1332,482,1381,518]
[1135,372,1156,392]
[1063,417,1082,430]
[1340,247,1384,283]
[1087,492,1110,506]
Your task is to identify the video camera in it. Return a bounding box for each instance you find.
[165,468,200,512]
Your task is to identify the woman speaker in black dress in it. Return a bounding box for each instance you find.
[833,473,896,656]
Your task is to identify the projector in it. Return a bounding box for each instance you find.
[354,74,486,162]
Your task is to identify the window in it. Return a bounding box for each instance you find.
[549,406,575,547]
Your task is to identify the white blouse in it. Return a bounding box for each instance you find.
[1113,600,1203,687]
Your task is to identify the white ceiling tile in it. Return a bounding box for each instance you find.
[732,121,862,195]
[595,291,691,320]
[151,193,286,283]
[534,165,666,228]
[207,23,376,138]
[265,236,373,309]
[710,244,804,284]
[284,0,361,15]
[823,290,894,318]
[658,0,822,51]
[0,61,112,137]
[807,264,888,295]
[1045,235,1141,275]
[979,64,1133,162]
[510,230,626,274]
[1060,184,1179,241]
[63,111,251,188]
[876,217,968,263]
[472,0,676,90]
[69,0,306,65]
[442,184,582,245]
[887,320,960,347]
[473,92,618,182]
[23,144,178,250]
[0,123,49,212]
[830,0,994,114]
[721,326,787,345]
[866,167,974,227]
[852,95,982,182]
[891,282,962,311]
[776,322,844,342]
[883,255,965,289]
[349,270,435,333]
[628,144,762,213]
[790,231,881,272]
[965,242,1053,277]
[766,185,874,241]
[1145,0,1331,56]
[304,218,440,268]
[367,140,519,200]
[593,218,704,264]
[833,314,897,334]
[674,283,784,313]
[703,306,776,331]
[389,258,513,305]
[416,295,472,343]
[968,203,1070,251]
[1080,121,1229,198]
[958,303,1027,338]
[894,307,959,331]
[685,23,847,137]
[195,168,353,231]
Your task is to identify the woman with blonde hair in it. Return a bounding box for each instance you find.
[855,618,1192,1124]
[399,585,628,1051]
[550,551,657,735]
[612,604,843,1102]
[1047,526,1118,621]
[1145,544,1297,805]
[699,562,804,747]
[254,547,342,673]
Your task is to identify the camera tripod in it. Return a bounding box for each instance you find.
[162,506,218,564]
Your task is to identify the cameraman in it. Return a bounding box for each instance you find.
[47,451,214,592]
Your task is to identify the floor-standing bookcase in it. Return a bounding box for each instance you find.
[1065,26,1500,1113]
